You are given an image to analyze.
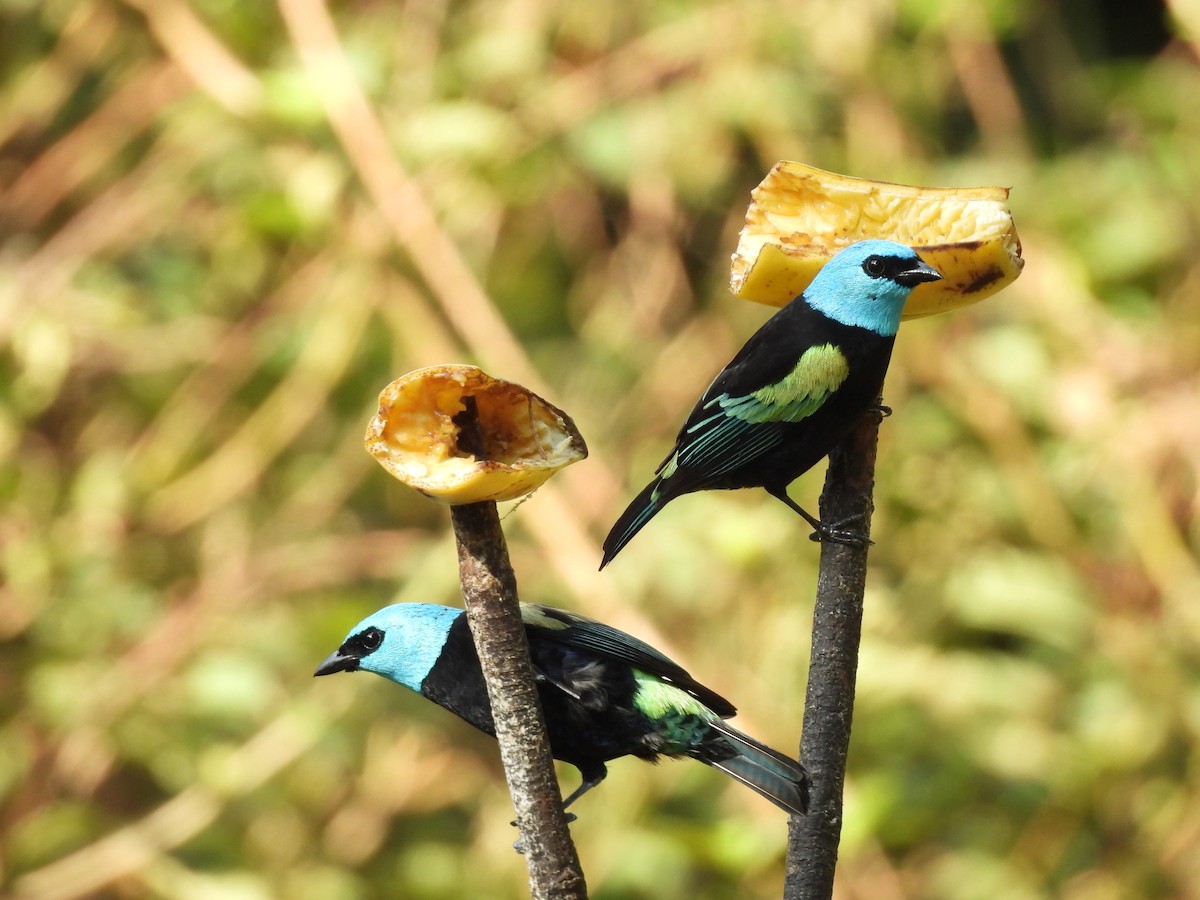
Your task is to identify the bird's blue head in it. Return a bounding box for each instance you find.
[314,603,463,692]
[802,240,942,336]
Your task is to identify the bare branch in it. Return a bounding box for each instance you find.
[784,409,882,898]
[449,398,588,900]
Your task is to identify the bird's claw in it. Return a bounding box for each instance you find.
[808,528,872,547]
[807,512,873,547]
[868,404,893,421]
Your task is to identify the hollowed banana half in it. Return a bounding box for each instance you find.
[730,162,1024,319]
[365,365,587,505]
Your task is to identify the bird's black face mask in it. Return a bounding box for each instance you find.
[314,626,384,676]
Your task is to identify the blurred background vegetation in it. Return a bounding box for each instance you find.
[2,0,1199,897]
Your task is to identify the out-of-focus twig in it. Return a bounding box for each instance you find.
[3,62,189,226]
[12,702,336,900]
[944,6,1032,159]
[144,267,375,532]
[278,0,541,391]
[120,0,262,114]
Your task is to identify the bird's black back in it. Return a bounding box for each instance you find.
[419,615,674,778]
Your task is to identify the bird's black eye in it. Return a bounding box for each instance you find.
[863,256,886,277]
[359,627,383,651]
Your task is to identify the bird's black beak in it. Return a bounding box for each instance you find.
[314,650,360,677]
[894,259,942,287]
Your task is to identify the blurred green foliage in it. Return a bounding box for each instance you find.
[3,0,1200,898]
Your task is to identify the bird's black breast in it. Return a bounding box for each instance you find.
[419,617,495,733]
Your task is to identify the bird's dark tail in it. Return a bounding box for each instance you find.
[600,477,669,569]
[703,721,809,816]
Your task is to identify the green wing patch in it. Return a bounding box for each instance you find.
[720,343,848,424]
[632,670,719,750]
[632,671,711,717]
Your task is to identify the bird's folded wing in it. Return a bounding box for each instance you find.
[521,605,736,716]
[661,342,850,487]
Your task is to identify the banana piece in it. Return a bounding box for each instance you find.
[365,365,587,504]
[730,162,1023,318]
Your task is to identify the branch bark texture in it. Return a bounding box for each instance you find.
[450,399,587,900]
[784,409,882,899]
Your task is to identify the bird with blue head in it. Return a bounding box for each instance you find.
[601,239,942,567]
[315,602,809,818]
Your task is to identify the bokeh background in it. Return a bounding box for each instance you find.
[3,1,1200,897]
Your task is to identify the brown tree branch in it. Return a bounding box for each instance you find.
[784,407,882,899]
[449,398,588,900]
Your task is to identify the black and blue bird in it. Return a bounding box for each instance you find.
[601,239,942,568]
[315,602,808,817]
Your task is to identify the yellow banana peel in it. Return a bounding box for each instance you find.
[730,162,1023,318]
[365,365,587,505]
